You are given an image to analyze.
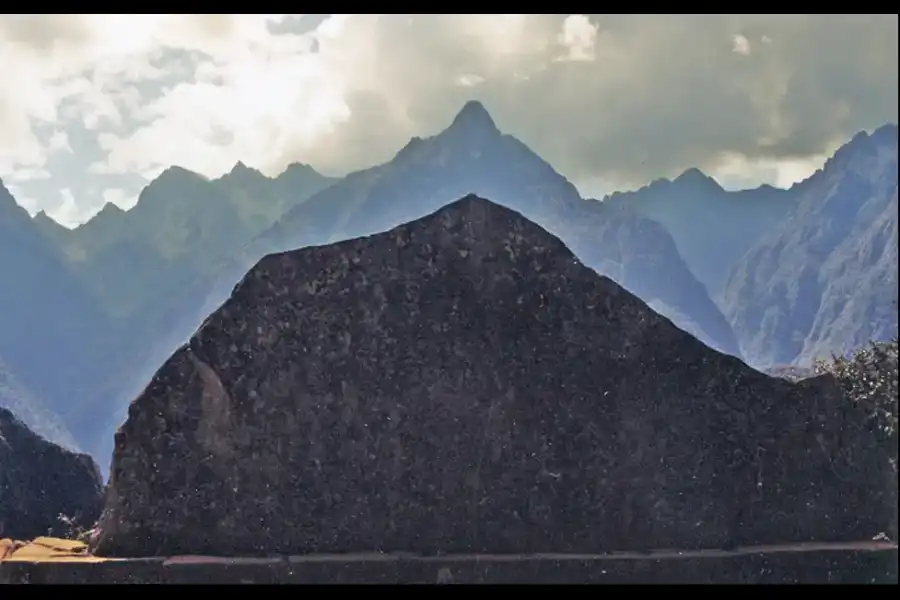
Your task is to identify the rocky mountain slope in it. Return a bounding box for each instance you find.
[222,101,739,357]
[0,356,78,451]
[721,124,899,367]
[603,169,795,296]
[93,196,892,557]
[37,162,335,319]
[0,406,103,540]
[0,179,112,430]
[12,101,896,467]
[45,101,741,469]
[3,165,334,463]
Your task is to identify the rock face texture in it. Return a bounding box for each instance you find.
[93,196,895,557]
[0,407,104,540]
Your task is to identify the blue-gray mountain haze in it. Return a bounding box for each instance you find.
[0,102,896,477]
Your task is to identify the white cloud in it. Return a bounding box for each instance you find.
[2,182,39,213]
[0,14,896,222]
[47,130,72,153]
[52,187,81,226]
[3,167,51,183]
[558,15,598,62]
[456,74,486,87]
[732,34,751,56]
[709,151,831,191]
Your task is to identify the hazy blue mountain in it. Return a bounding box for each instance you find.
[721,124,899,368]
[603,170,795,296]
[78,102,744,470]
[13,104,897,472]
[225,101,740,358]
[0,179,113,431]
[43,164,333,319]
[15,164,334,463]
[0,354,79,451]
[33,209,71,241]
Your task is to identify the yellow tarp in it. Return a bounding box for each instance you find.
[0,536,108,563]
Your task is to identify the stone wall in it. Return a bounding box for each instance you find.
[3,546,897,584]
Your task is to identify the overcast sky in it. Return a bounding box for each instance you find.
[1,14,897,227]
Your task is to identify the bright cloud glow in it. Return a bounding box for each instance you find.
[0,14,896,225]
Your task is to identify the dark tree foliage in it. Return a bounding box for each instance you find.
[815,338,898,541]
[815,339,898,476]
[815,340,898,437]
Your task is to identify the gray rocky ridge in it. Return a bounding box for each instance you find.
[93,195,895,557]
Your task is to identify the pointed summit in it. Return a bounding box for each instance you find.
[673,167,723,192]
[95,202,125,218]
[74,202,124,232]
[278,162,316,178]
[229,160,263,177]
[153,165,208,187]
[448,100,499,134]
[870,122,898,147]
[33,210,66,229]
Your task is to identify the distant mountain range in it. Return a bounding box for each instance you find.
[0,101,896,472]
[722,125,898,367]
[605,123,898,368]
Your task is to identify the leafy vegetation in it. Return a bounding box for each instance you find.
[815,338,899,468]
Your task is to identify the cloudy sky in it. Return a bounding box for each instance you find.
[1,14,897,227]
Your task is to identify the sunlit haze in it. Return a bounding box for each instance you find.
[0,14,897,226]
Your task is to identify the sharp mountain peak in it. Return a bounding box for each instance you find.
[153,165,209,186]
[447,100,500,135]
[227,160,266,179]
[33,210,63,226]
[94,202,125,220]
[673,167,724,191]
[277,162,321,179]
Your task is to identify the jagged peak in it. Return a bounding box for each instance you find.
[95,202,124,218]
[869,122,898,146]
[393,136,427,162]
[33,209,72,230]
[278,162,318,178]
[823,123,898,173]
[73,202,125,231]
[673,167,723,191]
[228,160,265,178]
[424,193,535,232]
[152,165,208,186]
[444,193,499,212]
[446,100,499,135]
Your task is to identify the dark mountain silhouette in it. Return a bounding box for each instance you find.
[721,124,899,367]
[0,406,103,540]
[77,102,741,469]
[224,101,740,357]
[94,196,893,557]
[12,101,896,470]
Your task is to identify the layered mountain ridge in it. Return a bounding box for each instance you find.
[5,102,897,470]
